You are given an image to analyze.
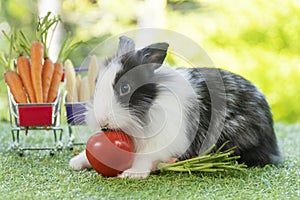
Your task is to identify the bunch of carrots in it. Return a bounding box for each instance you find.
[4,39,63,104]
[1,12,80,104]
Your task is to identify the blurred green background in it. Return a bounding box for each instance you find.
[0,0,299,123]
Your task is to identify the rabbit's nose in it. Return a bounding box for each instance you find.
[100,124,110,132]
[101,127,110,132]
[99,119,110,130]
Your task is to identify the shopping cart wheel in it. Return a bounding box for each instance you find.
[56,143,63,151]
[67,142,74,151]
[57,146,63,151]
[69,144,74,151]
[50,150,55,157]
[18,149,24,157]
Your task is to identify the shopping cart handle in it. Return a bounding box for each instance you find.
[75,68,89,72]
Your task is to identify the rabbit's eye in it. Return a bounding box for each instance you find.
[120,82,131,96]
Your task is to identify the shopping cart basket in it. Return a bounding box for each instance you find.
[64,67,88,149]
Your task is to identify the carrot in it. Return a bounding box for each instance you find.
[16,56,36,103]
[42,58,54,102]
[30,41,44,103]
[47,62,63,102]
[4,70,28,103]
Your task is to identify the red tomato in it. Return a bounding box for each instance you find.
[86,131,135,177]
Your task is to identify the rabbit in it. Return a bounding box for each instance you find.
[69,36,281,179]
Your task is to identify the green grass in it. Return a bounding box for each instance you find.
[0,123,299,199]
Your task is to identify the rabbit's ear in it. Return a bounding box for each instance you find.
[117,36,135,57]
[139,42,169,65]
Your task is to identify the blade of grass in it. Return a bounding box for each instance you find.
[199,143,216,156]
[215,140,230,154]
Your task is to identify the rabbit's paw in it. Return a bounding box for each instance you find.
[118,168,150,179]
[69,152,91,171]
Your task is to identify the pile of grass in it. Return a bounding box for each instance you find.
[158,143,246,174]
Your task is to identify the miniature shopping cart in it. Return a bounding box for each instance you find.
[64,67,89,150]
[7,87,63,156]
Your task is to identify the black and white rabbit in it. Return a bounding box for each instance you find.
[70,36,281,178]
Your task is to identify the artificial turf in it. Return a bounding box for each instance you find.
[0,123,299,199]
